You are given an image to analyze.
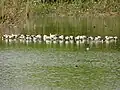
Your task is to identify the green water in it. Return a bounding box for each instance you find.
[0,16,120,90]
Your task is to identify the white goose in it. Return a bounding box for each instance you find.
[35,34,42,39]
[2,34,9,39]
[88,36,94,41]
[69,36,74,40]
[19,34,25,39]
[80,35,86,40]
[65,36,69,40]
[94,36,102,41]
[105,36,114,41]
[59,35,64,40]
[114,36,118,40]
[75,35,80,41]
[105,36,109,41]
[3,34,17,39]
[26,35,32,40]
[43,35,50,41]
[50,33,57,40]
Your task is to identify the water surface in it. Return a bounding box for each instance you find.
[0,16,120,90]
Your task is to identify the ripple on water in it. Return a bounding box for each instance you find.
[0,44,120,90]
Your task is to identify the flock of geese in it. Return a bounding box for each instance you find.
[1,34,119,44]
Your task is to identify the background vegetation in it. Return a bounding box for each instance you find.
[0,0,120,35]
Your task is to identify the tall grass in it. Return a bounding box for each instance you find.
[0,0,34,34]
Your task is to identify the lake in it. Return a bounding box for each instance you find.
[0,16,120,90]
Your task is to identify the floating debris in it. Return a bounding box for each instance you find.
[86,47,90,51]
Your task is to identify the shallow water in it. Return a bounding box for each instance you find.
[0,16,120,90]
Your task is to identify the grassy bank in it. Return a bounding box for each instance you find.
[0,0,120,34]
[34,0,120,17]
